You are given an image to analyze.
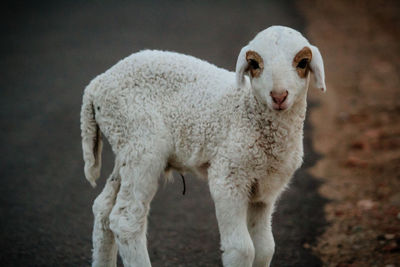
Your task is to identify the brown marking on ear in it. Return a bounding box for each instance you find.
[246,50,264,78]
[293,46,312,78]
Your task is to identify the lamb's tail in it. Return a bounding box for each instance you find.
[80,87,103,187]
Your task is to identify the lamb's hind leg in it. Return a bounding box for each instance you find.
[92,164,121,267]
[109,143,167,267]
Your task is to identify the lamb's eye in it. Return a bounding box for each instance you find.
[249,59,260,69]
[297,58,308,69]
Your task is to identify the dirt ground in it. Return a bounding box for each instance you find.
[299,0,400,266]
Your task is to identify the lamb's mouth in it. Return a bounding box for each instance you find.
[272,103,289,111]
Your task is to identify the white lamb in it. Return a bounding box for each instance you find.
[81,25,326,267]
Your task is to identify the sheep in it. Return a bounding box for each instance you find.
[80,25,326,267]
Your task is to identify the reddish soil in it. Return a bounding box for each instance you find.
[299,0,400,266]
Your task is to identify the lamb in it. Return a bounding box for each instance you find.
[80,25,326,267]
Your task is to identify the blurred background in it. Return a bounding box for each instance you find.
[0,0,398,266]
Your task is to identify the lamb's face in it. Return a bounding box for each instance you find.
[236,26,326,112]
[247,44,313,111]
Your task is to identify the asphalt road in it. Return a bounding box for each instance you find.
[0,1,327,266]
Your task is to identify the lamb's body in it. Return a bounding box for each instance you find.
[85,50,303,191]
[81,26,325,267]
[87,51,238,171]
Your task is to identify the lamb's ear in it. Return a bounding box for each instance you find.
[309,45,326,92]
[236,46,249,88]
[236,46,264,88]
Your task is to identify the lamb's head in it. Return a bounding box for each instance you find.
[236,26,326,111]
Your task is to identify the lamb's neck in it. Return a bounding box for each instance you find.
[246,89,308,136]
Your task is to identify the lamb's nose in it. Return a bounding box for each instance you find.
[270,90,288,105]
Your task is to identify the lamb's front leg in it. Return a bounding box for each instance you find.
[248,201,275,267]
[208,167,255,267]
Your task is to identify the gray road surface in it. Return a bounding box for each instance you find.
[0,1,327,266]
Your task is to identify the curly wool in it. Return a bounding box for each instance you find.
[82,49,305,191]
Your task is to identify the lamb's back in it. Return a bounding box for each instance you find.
[94,50,235,102]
